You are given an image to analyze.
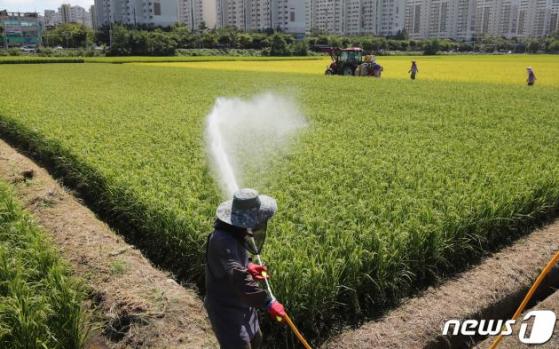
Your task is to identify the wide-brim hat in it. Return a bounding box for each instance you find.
[217,188,277,229]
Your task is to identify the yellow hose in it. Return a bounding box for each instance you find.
[489,250,559,349]
[284,313,313,349]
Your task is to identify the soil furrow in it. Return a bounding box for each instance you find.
[324,219,559,349]
[0,139,216,348]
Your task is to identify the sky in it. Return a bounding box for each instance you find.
[0,0,94,13]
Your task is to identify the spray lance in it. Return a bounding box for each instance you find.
[246,227,313,349]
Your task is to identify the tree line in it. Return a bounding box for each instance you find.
[37,23,559,56]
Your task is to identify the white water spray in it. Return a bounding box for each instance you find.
[205,92,307,198]
[207,106,240,197]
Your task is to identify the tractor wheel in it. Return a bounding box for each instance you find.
[343,67,354,76]
[325,69,334,75]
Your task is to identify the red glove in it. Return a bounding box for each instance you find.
[247,263,268,281]
[267,300,287,323]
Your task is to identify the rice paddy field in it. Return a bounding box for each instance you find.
[1,55,558,344]
[0,181,87,348]
[140,54,559,86]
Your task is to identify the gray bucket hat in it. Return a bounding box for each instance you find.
[216,188,277,229]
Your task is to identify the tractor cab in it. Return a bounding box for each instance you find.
[325,48,364,76]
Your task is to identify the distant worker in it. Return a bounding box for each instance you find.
[527,67,536,86]
[205,188,287,349]
[372,63,383,78]
[409,61,419,80]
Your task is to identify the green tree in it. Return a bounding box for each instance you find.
[546,40,559,53]
[423,39,440,55]
[269,33,290,56]
[527,40,540,53]
[43,23,93,48]
[291,40,308,56]
[198,21,208,32]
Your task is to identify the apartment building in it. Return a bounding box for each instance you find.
[474,0,557,38]
[93,0,111,27]
[453,0,476,39]
[551,0,559,34]
[217,0,246,29]
[405,0,428,38]
[179,0,217,30]
[44,9,61,27]
[90,5,97,29]
[247,0,273,30]
[91,0,177,27]
[306,0,345,34]
[57,4,92,27]
[216,0,307,33]
[304,0,404,36]
[360,0,378,34]
[344,0,362,34]
[376,0,406,36]
[274,0,306,35]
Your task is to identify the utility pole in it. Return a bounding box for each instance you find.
[64,31,70,48]
[109,14,113,49]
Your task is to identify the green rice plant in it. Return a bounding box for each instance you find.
[0,58,558,345]
[0,181,89,348]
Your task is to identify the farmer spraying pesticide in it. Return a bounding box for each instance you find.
[527,66,536,86]
[205,189,287,349]
[409,61,419,80]
[205,93,312,349]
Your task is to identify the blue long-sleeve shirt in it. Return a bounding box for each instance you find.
[204,227,271,347]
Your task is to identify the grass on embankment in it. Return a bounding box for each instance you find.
[85,55,323,64]
[0,180,89,348]
[0,57,84,64]
[0,55,321,65]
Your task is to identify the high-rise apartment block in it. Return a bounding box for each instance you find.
[473,0,557,38]
[305,0,406,36]
[85,0,559,39]
[217,0,247,30]
[274,0,306,36]
[216,0,305,35]
[179,0,217,30]
[91,0,178,27]
[44,9,61,27]
[57,4,92,27]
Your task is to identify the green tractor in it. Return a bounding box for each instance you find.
[325,47,364,76]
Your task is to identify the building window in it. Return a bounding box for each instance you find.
[154,2,161,16]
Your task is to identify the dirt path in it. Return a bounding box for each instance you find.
[477,282,559,348]
[324,219,559,349]
[0,139,216,348]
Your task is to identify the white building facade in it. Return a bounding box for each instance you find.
[473,0,557,38]
[90,0,177,27]
[304,0,406,36]
[55,4,92,27]
[274,0,306,35]
[87,0,559,37]
[43,9,61,27]
[179,0,217,30]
